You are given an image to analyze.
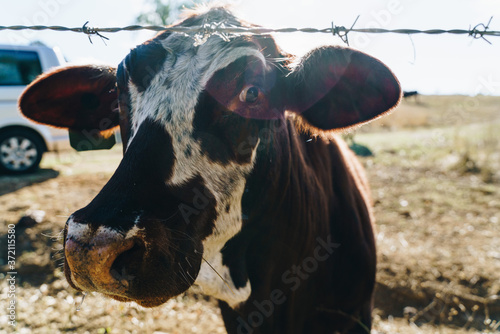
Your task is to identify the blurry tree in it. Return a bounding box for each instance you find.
[136,0,197,26]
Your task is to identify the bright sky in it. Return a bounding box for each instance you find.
[1,0,499,95]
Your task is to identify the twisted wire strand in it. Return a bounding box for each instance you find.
[0,17,498,44]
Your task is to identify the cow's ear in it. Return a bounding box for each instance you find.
[19,65,119,131]
[285,46,401,131]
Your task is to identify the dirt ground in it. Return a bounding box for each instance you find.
[1,95,499,333]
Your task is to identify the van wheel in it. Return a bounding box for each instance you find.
[0,129,45,174]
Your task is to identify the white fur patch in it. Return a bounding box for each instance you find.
[192,251,251,308]
[66,218,123,245]
[125,225,143,239]
[66,216,90,240]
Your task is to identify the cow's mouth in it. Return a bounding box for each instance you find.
[64,249,201,308]
[65,266,174,308]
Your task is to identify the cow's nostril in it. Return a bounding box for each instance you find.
[110,240,145,287]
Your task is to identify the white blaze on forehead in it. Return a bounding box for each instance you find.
[200,46,268,87]
[123,36,266,213]
[126,39,268,145]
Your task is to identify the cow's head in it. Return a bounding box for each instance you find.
[19,7,400,308]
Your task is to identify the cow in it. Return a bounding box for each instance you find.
[403,90,419,102]
[19,6,400,334]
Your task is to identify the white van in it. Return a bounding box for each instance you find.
[0,44,69,173]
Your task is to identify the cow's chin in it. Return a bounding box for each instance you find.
[65,269,195,308]
[109,295,171,308]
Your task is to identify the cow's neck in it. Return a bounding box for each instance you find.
[206,118,332,306]
[244,117,332,253]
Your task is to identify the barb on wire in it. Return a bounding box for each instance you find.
[0,17,498,45]
[332,15,360,46]
[469,16,493,44]
[82,21,109,45]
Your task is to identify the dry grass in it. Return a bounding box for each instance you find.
[355,95,500,333]
[359,95,500,131]
[0,95,499,333]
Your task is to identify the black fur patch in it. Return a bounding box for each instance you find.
[125,40,168,93]
[72,118,176,231]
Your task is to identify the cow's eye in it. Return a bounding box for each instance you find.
[239,85,260,103]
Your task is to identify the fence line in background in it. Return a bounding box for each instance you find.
[0,16,498,45]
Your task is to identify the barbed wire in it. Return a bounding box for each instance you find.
[0,16,498,45]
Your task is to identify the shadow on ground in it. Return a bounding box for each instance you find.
[0,168,60,196]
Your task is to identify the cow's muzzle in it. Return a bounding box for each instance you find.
[64,221,142,297]
[63,214,203,307]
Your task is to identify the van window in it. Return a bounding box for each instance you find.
[0,50,42,86]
